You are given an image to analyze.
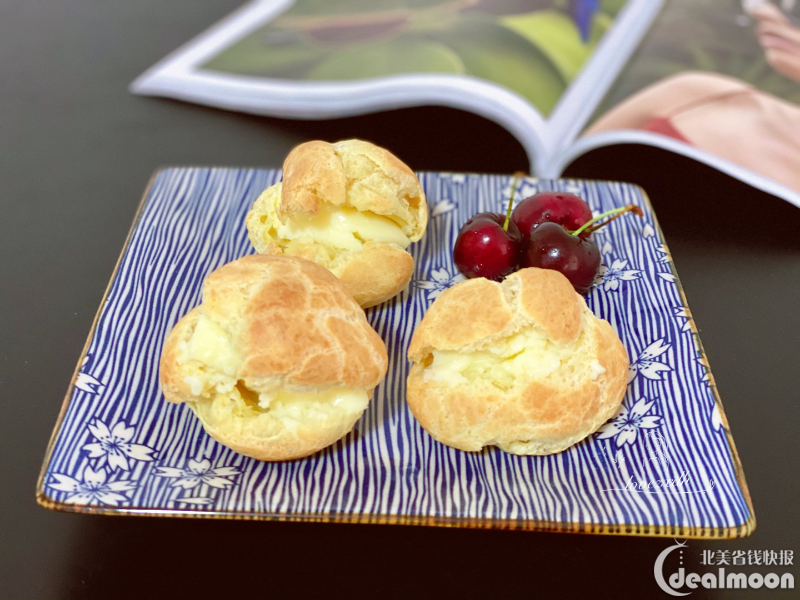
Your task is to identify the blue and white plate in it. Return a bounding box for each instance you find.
[37,169,754,537]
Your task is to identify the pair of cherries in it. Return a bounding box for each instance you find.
[453,185,641,295]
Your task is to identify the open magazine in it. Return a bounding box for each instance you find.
[131,0,800,208]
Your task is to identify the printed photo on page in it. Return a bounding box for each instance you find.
[198,0,626,118]
[131,0,800,208]
[131,0,661,175]
[581,0,800,194]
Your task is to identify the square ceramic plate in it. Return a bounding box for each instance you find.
[37,169,754,537]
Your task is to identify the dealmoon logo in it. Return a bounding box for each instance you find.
[654,541,794,594]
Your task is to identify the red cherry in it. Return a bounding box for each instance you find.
[522,222,600,295]
[453,213,522,281]
[511,191,593,239]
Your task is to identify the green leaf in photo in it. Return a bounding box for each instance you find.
[464,0,569,16]
[591,12,613,43]
[500,10,595,81]
[306,38,465,79]
[430,16,566,115]
[202,33,329,78]
[601,0,627,17]
[282,0,456,19]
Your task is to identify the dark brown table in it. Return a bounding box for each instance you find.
[2,1,798,598]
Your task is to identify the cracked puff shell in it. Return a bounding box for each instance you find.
[246,139,427,308]
[406,268,628,455]
[160,255,388,462]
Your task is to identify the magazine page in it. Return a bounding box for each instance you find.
[130,0,660,174]
[551,0,800,208]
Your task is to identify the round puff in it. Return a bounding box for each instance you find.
[406,268,628,456]
[160,255,388,461]
[246,139,428,308]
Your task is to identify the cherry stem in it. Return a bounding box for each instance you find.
[569,204,644,237]
[502,173,521,232]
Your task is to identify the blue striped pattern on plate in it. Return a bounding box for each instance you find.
[37,169,754,537]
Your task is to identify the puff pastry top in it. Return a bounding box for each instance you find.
[280,139,427,240]
[160,255,388,461]
[246,139,428,308]
[406,268,629,455]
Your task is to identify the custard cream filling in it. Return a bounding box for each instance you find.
[180,314,369,420]
[273,203,410,251]
[184,314,243,377]
[204,385,369,434]
[257,388,369,422]
[422,330,602,386]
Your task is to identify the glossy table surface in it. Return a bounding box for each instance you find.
[2,1,798,598]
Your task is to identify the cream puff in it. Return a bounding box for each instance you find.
[406,267,628,455]
[246,139,427,308]
[160,255,388,461]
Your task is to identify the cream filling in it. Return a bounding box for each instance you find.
[274,203,410,251]
[184,314,243,377]
[179,314,369,426]
[256,387,369,430]
[422,330,603,387]
[196,384,369,435]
